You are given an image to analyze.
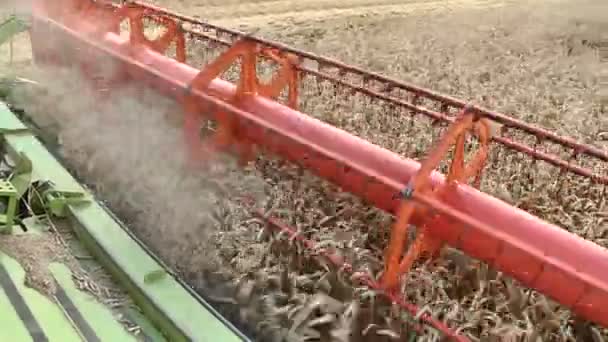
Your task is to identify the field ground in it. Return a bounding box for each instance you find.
[150,0,539,29]
[2,0,606,140]
[1,0,607,341]
[152,0,607,140]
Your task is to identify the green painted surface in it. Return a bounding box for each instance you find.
[67,191,242,342]
[0,276,31,341]
[0,15,29,48]
[0,104,27,132]
[8,151,34,198]
[0,251,82,341]
[126,306,168,342]
[0,102,244,341]
[0,252,143,342]
[0,179,17,233]
[49,263,137,342]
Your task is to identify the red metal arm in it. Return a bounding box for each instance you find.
[381,108,492,291]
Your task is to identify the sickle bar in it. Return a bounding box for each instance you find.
[29,0,608,328]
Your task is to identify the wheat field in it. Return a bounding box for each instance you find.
[2,0,607,341]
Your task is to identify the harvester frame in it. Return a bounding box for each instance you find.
[10,0,608,340]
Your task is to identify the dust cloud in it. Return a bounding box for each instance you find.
[1,1,278,337]
[8,63,270,335]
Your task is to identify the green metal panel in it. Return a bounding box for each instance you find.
[0,251,143,342]
[0,15,29,48]
[0,105,27,131]
[49,263,139,342]
[0,251,83,341]
[0,262,36,342]
[0,102,245,342]
[0,180,17,233]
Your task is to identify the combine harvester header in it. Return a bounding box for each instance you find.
[20,0,608,339]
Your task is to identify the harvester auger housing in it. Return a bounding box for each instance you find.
[26,0,608,338]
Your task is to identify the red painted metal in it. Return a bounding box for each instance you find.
[29,0,608,330]
[108,5,187,63]
[381,108,492,290]
[128,0,608,184]
[181,38,300,165]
